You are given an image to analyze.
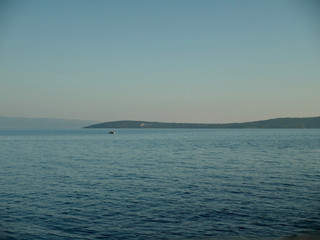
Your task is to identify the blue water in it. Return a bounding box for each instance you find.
[0,129,319,240]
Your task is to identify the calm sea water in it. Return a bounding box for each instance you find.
[0,129,319,240]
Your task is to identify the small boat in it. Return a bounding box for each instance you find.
[109,131,116,134]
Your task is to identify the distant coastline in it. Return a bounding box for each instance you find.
[0,116,97,129]
[84,116,320,129]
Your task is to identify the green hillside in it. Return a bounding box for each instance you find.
[84,116,320,129]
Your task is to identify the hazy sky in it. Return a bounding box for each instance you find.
[1,0,319,123]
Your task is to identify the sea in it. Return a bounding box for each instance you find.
[0,128,319,240]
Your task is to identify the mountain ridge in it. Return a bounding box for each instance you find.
[84,116,320,129]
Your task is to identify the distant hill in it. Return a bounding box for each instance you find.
[0,116,97,129]
[84,116,320,129]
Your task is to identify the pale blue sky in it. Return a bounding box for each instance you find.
[1,0,319,123]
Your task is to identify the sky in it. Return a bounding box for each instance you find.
[0,0,319,123]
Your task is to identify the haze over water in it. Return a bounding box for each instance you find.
[1,1,319,122]
[1,128,319,239]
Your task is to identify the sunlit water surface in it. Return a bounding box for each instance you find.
[0,129,319,240]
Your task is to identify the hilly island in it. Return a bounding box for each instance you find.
[84,116,320,129]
